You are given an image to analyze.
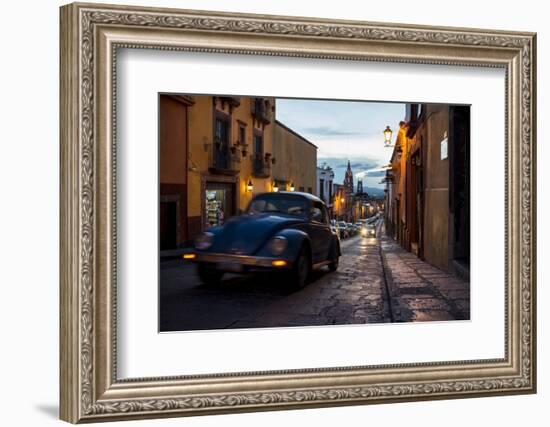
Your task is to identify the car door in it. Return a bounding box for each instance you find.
[308,201,332,263]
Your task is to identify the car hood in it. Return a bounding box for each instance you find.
[210,213,304,255]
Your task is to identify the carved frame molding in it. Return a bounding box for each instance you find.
[60,2,536,423]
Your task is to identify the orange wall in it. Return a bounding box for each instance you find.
[159,96,187,184]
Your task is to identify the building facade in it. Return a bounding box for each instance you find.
[272,120,317,194]
[316,163,334,213]
[385,104,470,277]
[159,95,276,249]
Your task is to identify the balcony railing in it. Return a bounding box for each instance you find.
[209,139,240,175]
[251,98,271,124]
[252,153,271,178]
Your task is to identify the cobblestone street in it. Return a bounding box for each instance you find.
[160,221,470,331]
[381,237,470,322]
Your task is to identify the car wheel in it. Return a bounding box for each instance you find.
[328,241,340,272]
[197,263,223,286]
[290,246,311,289]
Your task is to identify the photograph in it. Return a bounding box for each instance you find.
[57,2,536,422]
[159,95,471,332]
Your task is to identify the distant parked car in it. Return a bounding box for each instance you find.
[346,223,356,236]
[192,192,341,288]
[330,219,339,236]
[337,221,349,239]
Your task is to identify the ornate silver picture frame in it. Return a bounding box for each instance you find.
[60,2,536,423]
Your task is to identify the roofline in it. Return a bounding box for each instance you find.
[275,120,318,149]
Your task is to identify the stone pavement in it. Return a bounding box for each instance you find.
[159,221,470,331]
[380,236,470,322]
[236,235,392,328]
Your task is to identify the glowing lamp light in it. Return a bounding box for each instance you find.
[273,182,279,192]
[271,260,287,267]
[182,253,196,260]
[247,179,253,192]
[383,125,393,147]
[289,182,295,192]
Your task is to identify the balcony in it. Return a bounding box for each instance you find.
[251,98,272,125]
[215,96,241,111]
[252,153,271,178]
[208,139,240,175]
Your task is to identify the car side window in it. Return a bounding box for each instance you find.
[321,205,330,225]
[311,202,328,224]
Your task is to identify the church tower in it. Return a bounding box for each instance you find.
[357,179,363,194]
[343,160,354,194]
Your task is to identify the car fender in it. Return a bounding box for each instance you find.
[331,235,342,257]
[255,228,310,260]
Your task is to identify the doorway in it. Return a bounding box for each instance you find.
[205,182,236,227]
[160,201,177,250]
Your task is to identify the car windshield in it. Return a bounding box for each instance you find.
[338,222,346,227]
[247,194,308,217]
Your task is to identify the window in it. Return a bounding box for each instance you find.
[253,131,264,175]
[311,201,328,224]
[214,114,231,169]
[321,205,330,224]
[247,194,308,217]
[319,179,325,200]
[254,133,263,155]
[215,116,230,144]
[238,124,246,145]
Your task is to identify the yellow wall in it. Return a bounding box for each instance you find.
[187,96,212,218]
[186,96,275,219]
[228,97,274,210]
[159,96,187,184]
[272,121,317,193]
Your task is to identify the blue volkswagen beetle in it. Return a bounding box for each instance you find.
[192,192,341,288]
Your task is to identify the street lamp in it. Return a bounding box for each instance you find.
[383,125,393,147]
[289,181,295,192]
[272,181,279,192]
[246,179,253,192]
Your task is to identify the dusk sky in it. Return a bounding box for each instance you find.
[276,98,406,194]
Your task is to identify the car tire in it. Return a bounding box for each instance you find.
[197,263,223,286]
[290,245,311,289]
[328,240,340,272]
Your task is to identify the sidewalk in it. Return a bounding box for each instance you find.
[380,235,470,322]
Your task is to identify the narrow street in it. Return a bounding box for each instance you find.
[160,220,469,332]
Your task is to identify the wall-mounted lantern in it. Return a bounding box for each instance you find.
[247,179,253,192]
[383,125,393,147]
[289,182,295,192]
[272,182,279,192]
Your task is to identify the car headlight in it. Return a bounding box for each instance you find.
[269,236,288,255]
[195,232,214,250]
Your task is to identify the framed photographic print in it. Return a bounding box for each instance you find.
[60,2,537,423]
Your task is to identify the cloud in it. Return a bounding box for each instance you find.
[332,160,379,170]
[318,156,387,187]
[355,167,391,178]
[357,170,386,178]
[303,126,360,137]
